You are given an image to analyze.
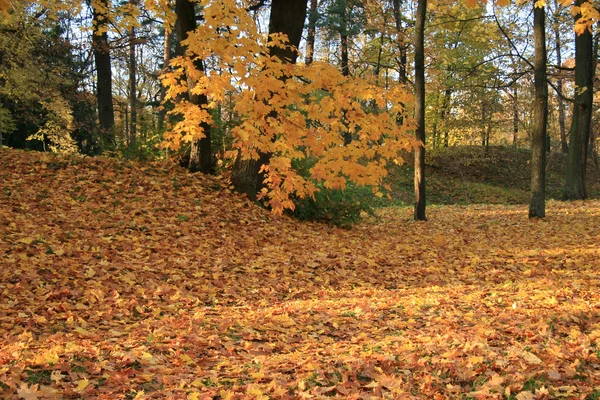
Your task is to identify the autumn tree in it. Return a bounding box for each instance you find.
[162,0,414,213]
[0,3,83,153]
[550,0,570,153]
[91,0,116,148]
[174,0,212,173]
[563,0,594,200]
[230,0,309,200]
[529,0,548,218]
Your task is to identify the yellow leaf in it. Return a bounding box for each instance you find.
[180,354,194,364]
[522,351,542,365]
[219,390,235,400]
[187,392,200,400]
[74,378,89,392]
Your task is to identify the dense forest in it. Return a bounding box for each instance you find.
[1,1,600,398]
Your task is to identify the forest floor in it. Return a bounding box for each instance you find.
[1,148,600,399]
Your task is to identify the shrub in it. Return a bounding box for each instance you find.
[290,181,378,227]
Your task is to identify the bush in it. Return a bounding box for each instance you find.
[291,182,378,227]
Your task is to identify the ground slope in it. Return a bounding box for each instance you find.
[1,149,600,399]
[388,146,600,205]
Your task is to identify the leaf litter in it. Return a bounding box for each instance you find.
[1,149,600,399]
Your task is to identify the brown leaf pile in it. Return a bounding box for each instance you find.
[1,149,600,399]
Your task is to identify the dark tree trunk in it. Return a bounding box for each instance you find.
[158,24,171,132]
[128,0,137,148]
[552,2,568,153]
[91,0,115,149]
[414,0,426,221]
[440,89,451,148]
[564,0,593,200]
[341,34,350,77]
[305,0,318,65]
[231,0,309,200]
[529,1,548,218]
[175,0,212,173]
[512,86,519,147]
[392,0,407,84]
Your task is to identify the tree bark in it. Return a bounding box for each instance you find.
[440,89,451,148]
[305,0,318,65]
[128,0,137,148]
[175,0,212,173]
[341,33,350,77]
[91,0,115,149]
[158,23,171,132]
[392,0,407,84]
[552,0,568,153]
[529,1,548,218]
[231,0,308,200]
[414,0,426,221]
[564,0,593,200]
[512,86,519,147]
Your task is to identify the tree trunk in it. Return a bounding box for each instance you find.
[414,0,427,221]
[158,23,171,132]
[341,34,350,77]
[512,86,519,147]
[128,0,137,148]
[305,0,318,65]
[392,0,407,84]
[175,0,212,173]
[91,0,115,149]
[553,0,568,153]
[231,0,309,200]
[440,89,451,148]
[529,1,548,218]
[564,0,593,200]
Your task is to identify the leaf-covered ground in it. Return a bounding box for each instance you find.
[1,149,600,399]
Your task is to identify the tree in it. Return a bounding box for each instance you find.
[0,3,83,153]
[91,0,116,149]
[230,0,309,200]
[128,0,138,148]
[175,0,212,173]
[414,0,426,221]
[529,0,548,218]
[564,0,594,200]
[306,0,319,65]
[551,0,569,153]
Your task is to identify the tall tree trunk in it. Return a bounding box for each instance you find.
[414,0,426,221]
[431,91,440,148]
[512,86,519,147]
[553,0,568,153]
[91,0,115,149]
[564,0,593,200]
[440,89,451,148]
[128,0,137,148]
[392,0,407,84]
[305,0,318,65]
[231,0,308,200]
[341,34,350,77]
[529,1,548,218]
[0,100,3,148]
[158,23,171,132]
[175,0,212,173]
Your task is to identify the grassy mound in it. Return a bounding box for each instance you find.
[387,146,600,205]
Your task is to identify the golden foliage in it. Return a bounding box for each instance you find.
[162,0,416,213]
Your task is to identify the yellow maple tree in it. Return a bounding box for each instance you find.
[161,0,416,213]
